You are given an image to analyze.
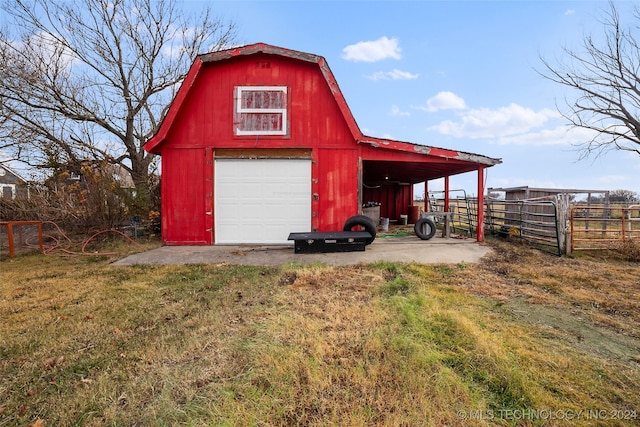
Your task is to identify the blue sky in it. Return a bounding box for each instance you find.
[205,0,640,198]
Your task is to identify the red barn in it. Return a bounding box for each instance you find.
[145,43,501,245]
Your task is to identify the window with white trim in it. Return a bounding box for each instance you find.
[234,86,288,136]
[0,184,16,199]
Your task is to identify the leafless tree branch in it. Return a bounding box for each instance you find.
[538,0,640,159]
[0,0,237,212]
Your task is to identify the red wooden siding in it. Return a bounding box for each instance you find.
[315,148,359,231]
[161,148,211,244]
[159,53,360,237]
[162,55,355,151]
[362,184,413,221]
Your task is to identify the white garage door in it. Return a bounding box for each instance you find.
[215,159,311,244]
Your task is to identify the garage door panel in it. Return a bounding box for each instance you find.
[215,159,311,244]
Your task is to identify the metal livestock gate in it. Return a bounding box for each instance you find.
[428,191,563,255]
[485,199,562,256]
[570,205,640,251]
[429,191,640,256]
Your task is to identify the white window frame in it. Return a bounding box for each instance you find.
[234,86,288,136]
[0,184,16,199]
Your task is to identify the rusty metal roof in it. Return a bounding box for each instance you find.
[145,43,501,178]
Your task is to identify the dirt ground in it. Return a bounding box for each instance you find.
[457,239,640,367]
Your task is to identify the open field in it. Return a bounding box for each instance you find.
[1,239,639,426]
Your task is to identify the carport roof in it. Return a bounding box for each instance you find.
[358,135,500,184]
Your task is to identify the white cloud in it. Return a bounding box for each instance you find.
[430,103,561,139]
[0,150,11,162]
[160,24,198,58]
[342,36,401,62]
[495,126,575,145]
[564,9,576,16]
[390,105,410,117]
[368,69,418,81]
[415,91,467,112]
[598,175,626,184]
[495,125,608,149]
[23,31,79,68]
[161,44,186,58]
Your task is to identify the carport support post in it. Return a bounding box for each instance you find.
[424,181,429,209]
[477,166,485,242]
[444,175,450,213]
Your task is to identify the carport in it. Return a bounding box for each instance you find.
[358,136,499,242]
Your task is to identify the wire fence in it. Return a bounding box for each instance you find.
[0,220,145,258]
[0,221,44,258]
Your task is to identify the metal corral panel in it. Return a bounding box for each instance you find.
[214,159,311,244]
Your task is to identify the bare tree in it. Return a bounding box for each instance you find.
[0,0,237,212]
[609,189,639,203]
[540,1,640,159]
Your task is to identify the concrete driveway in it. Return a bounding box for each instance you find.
[113,235,491,266]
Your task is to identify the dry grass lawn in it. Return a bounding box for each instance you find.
[1,238,639,426]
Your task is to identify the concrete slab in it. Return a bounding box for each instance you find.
[112,235,491,266]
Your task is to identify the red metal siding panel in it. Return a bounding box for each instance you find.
[363,184,412,221]
[316,148,359,231]
[360,144,449,162]
[161,148,211,244]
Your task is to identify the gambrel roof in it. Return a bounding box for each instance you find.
[145,43,500,182]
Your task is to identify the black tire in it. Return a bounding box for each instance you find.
[343,215,376,245]
[414,217,436,240]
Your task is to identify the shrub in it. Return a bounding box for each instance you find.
[0,161,159,233]
[614,238,640,262]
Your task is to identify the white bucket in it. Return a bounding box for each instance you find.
[380,217,389,232]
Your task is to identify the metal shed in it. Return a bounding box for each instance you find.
[145,43,501,245]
